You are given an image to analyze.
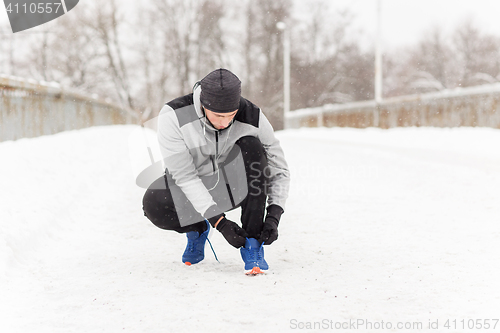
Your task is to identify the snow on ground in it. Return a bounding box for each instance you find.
[1,125,500,332]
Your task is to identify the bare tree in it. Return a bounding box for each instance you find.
[130,5,162,121]
[23,27,53,82]
[149,0,226,98]
[243,1,257,98]
[289,4,373,108]
[44,11,103,92]
[418,27,453,88]
[81,0,137,110]
[452,19,500,87]
[196,1,225,77]
[0,23,16,75]
[385,19,500,97]
[242,0,291,128]
[386,26,452,96]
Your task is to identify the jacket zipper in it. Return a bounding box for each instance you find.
[215,131,219,157]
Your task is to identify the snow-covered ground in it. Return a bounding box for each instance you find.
[1,125,500,333]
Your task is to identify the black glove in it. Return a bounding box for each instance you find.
[214,217,248,248]
[205,205,247,248]
[258,205,284,245]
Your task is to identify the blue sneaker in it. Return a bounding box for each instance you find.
[182,220,210,266]
[240,238,268,274]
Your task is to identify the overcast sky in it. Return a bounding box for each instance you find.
[2,0,500,50]
[327,0,500,50]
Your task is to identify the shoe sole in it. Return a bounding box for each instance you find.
[245,267,266,275]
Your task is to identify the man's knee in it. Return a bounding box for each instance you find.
[235,136,264,152]
[143,188,161,217]
[142,188,176,230]
[142,176,169,215]
[235,136,267,167]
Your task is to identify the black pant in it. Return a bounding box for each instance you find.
[142,136,269,238]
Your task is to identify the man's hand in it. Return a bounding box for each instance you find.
[215,218,248,248]
[258,216,279,245]
[205,205,247,248]
[258,204,284,245]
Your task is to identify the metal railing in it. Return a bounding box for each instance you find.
[0,74,137,142]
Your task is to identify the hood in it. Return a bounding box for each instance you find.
[193,82,216,132]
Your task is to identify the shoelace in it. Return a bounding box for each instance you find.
[204,219,219,262]
[245,243,262,261]
[206,238,219,262]
[256,245,263,261]
[186,231,219,262]
[186,239,195,253]
[246,248,255,260]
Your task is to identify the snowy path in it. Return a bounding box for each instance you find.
[1,126,500,332]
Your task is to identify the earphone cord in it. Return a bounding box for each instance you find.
[202,117,233,191]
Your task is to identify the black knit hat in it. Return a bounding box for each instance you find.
[200,68,241,113]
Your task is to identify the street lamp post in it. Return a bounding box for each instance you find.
[375,0,383,103]
[276,21,290,129]
[374,0,383,127]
